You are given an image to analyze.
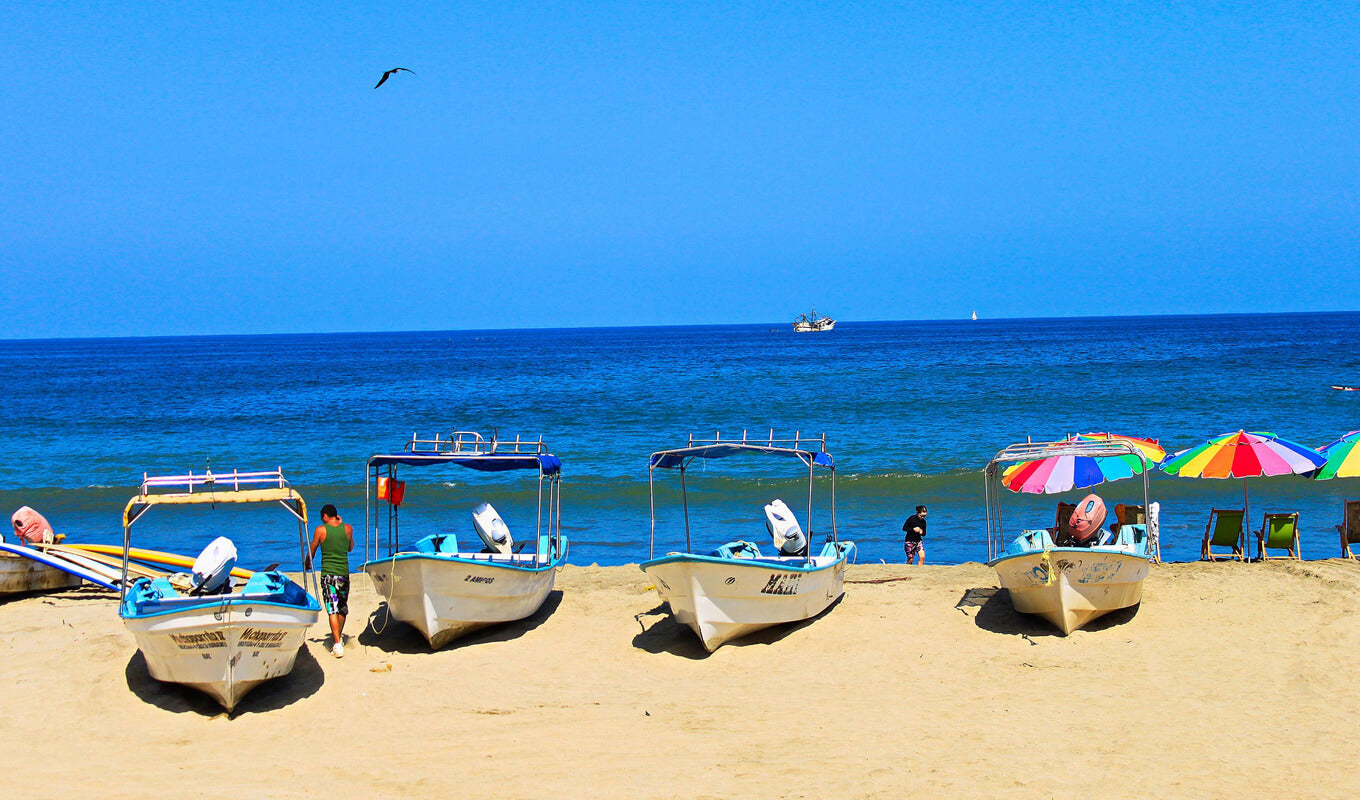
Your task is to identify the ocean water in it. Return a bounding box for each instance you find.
[1,312,1358,570]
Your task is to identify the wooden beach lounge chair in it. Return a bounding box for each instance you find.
[1340,500,1360,559]
[1256,512,1301,561]
[1201,508,1245,561]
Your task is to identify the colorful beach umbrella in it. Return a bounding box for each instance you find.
[1002,433,1166,494]
[1160,431,1325,479]
[1312,431,1360,480]
[1161,431,1326,549]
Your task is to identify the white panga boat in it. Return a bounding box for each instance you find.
[360,431,568,649]
[984,439,1160,635]
[118,469,320,711]
[0,549,83,595]
[640,431,855,651]
[792,309,835,332]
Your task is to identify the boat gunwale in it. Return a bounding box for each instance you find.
[359,548,569,575]
[641,542,854,574]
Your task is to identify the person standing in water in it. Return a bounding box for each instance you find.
[309,504,354,657]
[902,505,928,565]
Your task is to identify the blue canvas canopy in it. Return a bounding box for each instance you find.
[368,451,562,476]
[650,443,833,470]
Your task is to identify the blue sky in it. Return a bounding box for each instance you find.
[2,2,1356,338]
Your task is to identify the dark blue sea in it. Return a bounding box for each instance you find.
[2,313,1358,570]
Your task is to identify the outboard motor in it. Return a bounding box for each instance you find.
[472,502,514,555]
[1068,494,1107,545]
[763,499,808,557]
[190,536,237,595]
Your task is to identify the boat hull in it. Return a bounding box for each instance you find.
[124,600,318,711]
[0,552,82,595]
[364,554,562,649]
[641,543,853,651]
[991,548,1149,635]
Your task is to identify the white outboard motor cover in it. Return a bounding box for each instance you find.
[764,499,807,556]
[191,536,237,594]
[1148,501,1160,550]
[472,502,514,555]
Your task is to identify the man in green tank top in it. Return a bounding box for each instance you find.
[309,504,354,657]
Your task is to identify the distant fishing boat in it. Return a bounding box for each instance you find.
[1332,385,1360,392]
[640,431,855,651]
[792,309,835,332]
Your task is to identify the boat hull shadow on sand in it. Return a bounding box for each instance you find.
[643,540,854,651]
[990,527,1150,635]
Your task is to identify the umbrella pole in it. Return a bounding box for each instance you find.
[1243,481,1251,561]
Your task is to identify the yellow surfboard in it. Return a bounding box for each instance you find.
[67,544,255,579]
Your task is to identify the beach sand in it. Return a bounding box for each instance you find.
[2,561,1358,799]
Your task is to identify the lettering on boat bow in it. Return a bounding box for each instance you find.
[760,573,801,595]
[170,630,228,650]
[239,627,289,647]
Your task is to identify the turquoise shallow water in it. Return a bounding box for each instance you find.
[1,312,1357,568]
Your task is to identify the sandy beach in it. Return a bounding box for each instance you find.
[3,560,1358,799]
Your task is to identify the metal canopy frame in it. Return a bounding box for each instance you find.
[647,429,839,560]
[983,440,1158,563]
[119,468,316,601]
[364,430,563,566]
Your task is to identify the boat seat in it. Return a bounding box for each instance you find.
[711,541,761,559]
[414,534,460,554]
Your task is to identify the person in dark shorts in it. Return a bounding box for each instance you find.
[902,505,928,565]
[309,504,354,657]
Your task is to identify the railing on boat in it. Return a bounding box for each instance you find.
[366,430,562,564]
[138,468,291,496]
[982,439,1158,563]
[403,430,551,456]
[120,467,316,601]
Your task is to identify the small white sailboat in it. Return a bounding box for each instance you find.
[984,439,1158,635]
[118,469,320,711]
[360,431,568,649]
[971,310,978,321]
[640,431,855,651]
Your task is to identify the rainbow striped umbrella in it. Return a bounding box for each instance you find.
[1312,431,1360,480]
[1161,431,1326,542]
[1160,431,1325,479]
[1002,433,1166,494]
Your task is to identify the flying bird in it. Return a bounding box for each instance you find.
[374,67,415,89]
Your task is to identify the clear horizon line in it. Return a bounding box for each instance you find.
[2,308,1357,345]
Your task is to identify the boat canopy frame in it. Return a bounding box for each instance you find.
[647,430,839,560]
[120,468,316,601]
[983,440,1158,563]
[364,430,563,566]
